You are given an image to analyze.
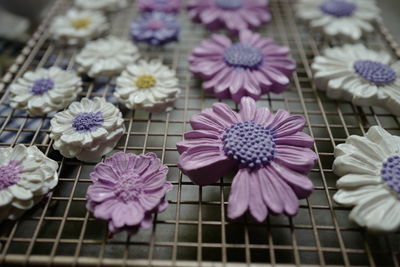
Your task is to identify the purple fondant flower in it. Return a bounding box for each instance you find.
[177,97,317,222]
[86,152,172,234]
[187,0,271,33]
[138,0,181,13]
[130,12,180,46]
[189,31,296,103]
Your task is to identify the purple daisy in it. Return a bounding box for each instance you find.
[177,97,317,222]
[187,0,271,33]
[138,0,181,14]
[189,31,296,103]
[130,12,180,46]
[86,152,172,234]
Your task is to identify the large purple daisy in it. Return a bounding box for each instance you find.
[187,0,271,33]
[138,0,181,14]
[189,31,296,103]
[177,97,316,222]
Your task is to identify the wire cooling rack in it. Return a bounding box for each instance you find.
[0,0,399,266]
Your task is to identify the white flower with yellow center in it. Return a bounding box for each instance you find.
[115,60,180,112]
[49,9,109,45]
[74,0,127,12]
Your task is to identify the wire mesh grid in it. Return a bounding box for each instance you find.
[0,0,399,266]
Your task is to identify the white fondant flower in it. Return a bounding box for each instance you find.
[333,126,400,232]
[50,97,125,162]
[75,36,140,78]
[9,67,82,115]
[296,0,380,41]
[0,145,58,221]
[312,44,400,116]
[49,9,109,45]
[114,60,180,112]
[74,0,127,12]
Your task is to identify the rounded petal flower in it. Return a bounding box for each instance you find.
[139,0,181,13]
[74,0,127,12]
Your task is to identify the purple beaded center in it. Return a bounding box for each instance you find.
[353,60,397,84]
[31,78,54,95]
[223,43,263,69]
[215,0,242,10]
[320,0,356,17]
[381,156,400,195]
[114,173,142,203]
[222,121,276,168]
[146,19,165,30]
[72,112,104,133]
[0,161,21,190]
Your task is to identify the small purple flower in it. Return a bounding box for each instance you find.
[130,12,180,46]
[138,0,181,14]
[86,152,172,234]
[177,97,317,222]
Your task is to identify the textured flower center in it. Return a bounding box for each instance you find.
[136,74,157,89]
[146,19,165,30]
[215,0,242,10]
[223,43,263,69]
[381,156,400,195]
[320,0,356,17]
[72,112,104,133]
[71,17,92,29]
[114,173,142,203]
[222,121,276,168]
[31,78,54,95]
[0,161,21,190]
[353,60,397,85]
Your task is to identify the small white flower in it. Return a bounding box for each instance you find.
[0,145,58,221]
[8,67,82,115]
[114,60,180,112]
[333,126,400,232]
[74,0,128,12]
[296,0,380,41]
[312,44,400,116]
[49,9,109,45]
[50,97,125,162]
[75,36,140,78]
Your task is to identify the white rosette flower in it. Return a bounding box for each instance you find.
[0,145,58,221]
[49,9,109,45]
[312,44,400,116]
[74,0,128,12]
[9,67,82,115]
[75,36,140,78]
[296,0,380,41]
[50,97,125,162]
[333,126,400,232]
[114,60,180,112]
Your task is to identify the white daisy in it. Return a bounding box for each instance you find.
[49,9,109,45]
[50,97,125,162]
[312,44,400,116]
[333,126,400,232]
[114,60,180,112]
[0,145,58,221]
[74,0,128,12]
[296,0,380,41]
[9,67,82,115]
[75,36,140,78]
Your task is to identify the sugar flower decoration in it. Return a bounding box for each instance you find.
[177,97,317,222]
[138,0,181,13]
[130,12,180,46]
[296,0,380,41]
[74,0,128,12]
[0,145,58,221]
[75,36,140,78]
[86,152,172,234]
[333,126,400,232]
[312,44,400,116]
[114,60,181,112]
[187,0,271,33]
[50,97,125,162]
[9,67,82,115]
[189,31,296,103]
[49,9,109,45]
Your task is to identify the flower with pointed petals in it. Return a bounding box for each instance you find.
[176,97,317,222]
[189,31,296,103]
[74,0,128,12]
[138,0,181,13]
[86,152,172,234]
[312,44,400,116]
[333,126,400,232]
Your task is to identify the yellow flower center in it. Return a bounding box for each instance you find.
[71,17,92,29]
[135,74,156,89]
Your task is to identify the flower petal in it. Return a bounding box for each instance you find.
[90,163,118,182]
[112,202,144,228]
[227,168,250,220]
[275,132,314,148]
[248,170,268,222]
[336,174,382,189]
[87,184,115,202]
[93,199,120,220]
[333,185,388,206]
[0,190,13,206]
[274,145,317,173]
[257,167,284,214]
[271,113,306,138]
[212,102,240,125]
[239,97,257,121]
[9,185,33,200]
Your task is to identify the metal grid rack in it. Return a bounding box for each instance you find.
[0,0,399,266]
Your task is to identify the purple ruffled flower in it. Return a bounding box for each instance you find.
[189,31,296,103]
[177,97,317,222]
[86,152,172,234]
[130,12,180,46]
[138,0,181,14]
